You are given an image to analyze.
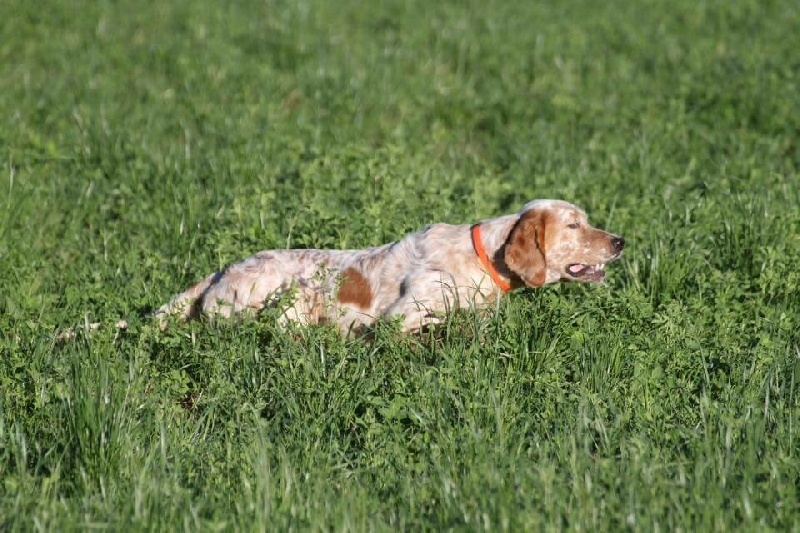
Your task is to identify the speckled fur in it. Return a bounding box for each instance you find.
[155,200,625,335]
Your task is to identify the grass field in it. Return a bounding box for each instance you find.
[2,0,800,529]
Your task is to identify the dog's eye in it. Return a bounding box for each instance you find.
[567,222,580,229]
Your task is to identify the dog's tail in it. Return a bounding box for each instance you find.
[56,319,130,341]
[152,272,222,325]
[56,272,220,341]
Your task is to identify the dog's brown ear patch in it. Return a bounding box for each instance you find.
[504,209,547,287]
[338,268,373,309]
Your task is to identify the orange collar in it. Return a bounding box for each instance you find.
[471,224,512,293]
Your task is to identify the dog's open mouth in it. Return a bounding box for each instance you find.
[566,263,606,282]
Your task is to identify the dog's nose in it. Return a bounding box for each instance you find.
[611,237,625,252]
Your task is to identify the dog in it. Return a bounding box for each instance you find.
[154,200,625,335]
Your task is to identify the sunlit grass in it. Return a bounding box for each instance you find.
[1,0,799,529]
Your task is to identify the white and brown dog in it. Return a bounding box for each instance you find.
[155,200,625,335]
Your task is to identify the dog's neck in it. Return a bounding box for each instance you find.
[472,214,526,289]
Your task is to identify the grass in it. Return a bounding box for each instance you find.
[1,0,800,529]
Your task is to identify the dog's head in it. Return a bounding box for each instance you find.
[502,200,625,288]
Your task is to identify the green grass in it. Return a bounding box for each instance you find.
[2,0,800,529]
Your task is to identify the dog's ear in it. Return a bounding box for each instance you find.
[504,209,547,287]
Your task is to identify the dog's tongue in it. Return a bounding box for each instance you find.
[568,264,590,275]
